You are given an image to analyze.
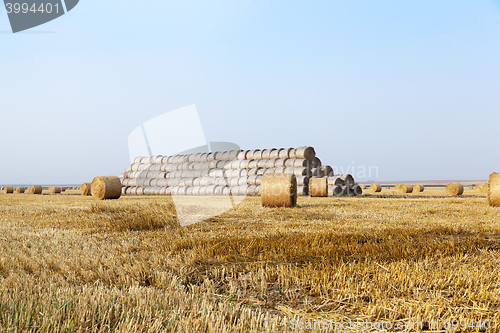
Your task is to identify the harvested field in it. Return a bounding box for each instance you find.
[0,193,500,332]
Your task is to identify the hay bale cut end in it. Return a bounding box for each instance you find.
[446,183,464,196]
[81,183,92,196]
[91,176,122,200]
[370,183,382,193]
[3,186,14,194]
[488,173,500,207]
[309,177,328,197]
[261,173,297,208]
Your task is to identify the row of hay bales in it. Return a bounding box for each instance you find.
[1,185,69,194]
[120,147,361,197]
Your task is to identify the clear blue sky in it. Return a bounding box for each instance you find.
[1,0,500,184]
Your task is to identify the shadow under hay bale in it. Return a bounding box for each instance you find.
[261,173,297,208]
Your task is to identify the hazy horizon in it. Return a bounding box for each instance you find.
[2,1,500,184]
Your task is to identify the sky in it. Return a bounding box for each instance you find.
[1,0,500,184]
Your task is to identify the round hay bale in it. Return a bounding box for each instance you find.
[206,185,216,195]
[310,168,321,178]
[291,159,308,168]
[91,176,122,200]
[279,148,293,159]
[257,160,268,168]
[28,185,43,194]
[370,184,382,193]
[310,157,322,168]
[214,186,224,196]
[15,187,26,194]
[261,149,272,159]
[248,160,259,169]
[327,176,344,186]
[297,186,306,196]
[81,183,92,196]
[265,159,275,168]
[238,177,249,186]
[237,150,249,160]
[49,187,62,194]
[331,185,343,196]
[413,184,425,193]
[214,151,224,160]
[257,169,266,176]
[3,186,14,194]
[353,185,363,196]
[240,169,249,177]
[269,149,280,159]
[228,150,240,161]
[261,173,297,208]
[239,160,251,169]
[247,185,258,196]
[488,174,500,206]
[340,174,354,186]
[274,159,288,168]
[295,176,309,187]
[309,178,328,197]
[221,151,230,161]
[320,166,333,177]
[446,183,464,196]
[397,184,413,194]
[475,184,484,193]
[293,146,315,160]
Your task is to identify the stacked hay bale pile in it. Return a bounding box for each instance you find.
[120,146,361,197]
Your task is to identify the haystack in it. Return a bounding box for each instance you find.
[261,173,297,207]
[446,183,464,196]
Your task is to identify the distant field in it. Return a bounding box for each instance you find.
[0,192,499,332]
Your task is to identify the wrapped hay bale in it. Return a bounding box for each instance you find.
[3,186,14,194]
[413,184,425,193]
[446,183,464,196]
[397,184,413,194]
[309,178,328,197]
[15,187,26,194]
[81,183,92,196]
[91,176,122,200]
[49,187,62,194]
[370,184,382,193]
[488,173,500,206]
[261,173,297,208]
